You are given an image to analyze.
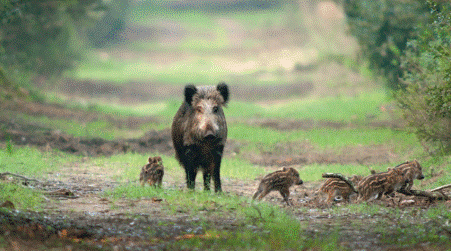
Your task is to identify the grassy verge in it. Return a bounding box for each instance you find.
[0,183,45,210]
[229,124,416,148]
[256,90,389,122]
[0,146,79,210]
[0,146,78,176]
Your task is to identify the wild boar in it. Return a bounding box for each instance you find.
[139,156,164,188]
[171,83,229,192]
[319,175,363,203]
[253,167,303,205]
[356,168,405,201]
[392,160,425,192]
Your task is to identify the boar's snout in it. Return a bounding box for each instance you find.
[297,179,303,185]
[418,174,425,180]
[202,120,220,140]
[204,131,217,140]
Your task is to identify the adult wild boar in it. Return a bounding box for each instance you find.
[171,83,229,192]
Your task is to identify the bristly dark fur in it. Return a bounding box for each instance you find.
[392,160,424,192]
[356,168,405,201]
[171,83,229,192]
[319,175,362,203]
[253,167,303,205]
[139,156,164,188]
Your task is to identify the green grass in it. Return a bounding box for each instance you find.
[299,164,378,182]
[229,123,419,149]
[0,146,79,210]
[91,152,181,182]
[14,110,167,141]
[104,185,342,250]
[170,205,309,250]
[16,114,131,140]
[23,90,398,143]
[259,90,389,122]
[0,146,78,176]
[379,204,451,246]
[72,55,234,85]
[0,183,45,210]
[418,155,451,190]
[157,90,390,123]
[221,158,266,181]
[90,152,264,183]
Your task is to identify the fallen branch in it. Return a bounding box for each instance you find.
[0,172,41,184]
[398,188,449,201]
[430,184,451,193]
[321,173,358,193]
[42,188,78,199]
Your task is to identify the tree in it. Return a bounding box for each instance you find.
[395,1,451,153]
[342,0,430,89]
[0,0,103,82]
[87,0,130,48]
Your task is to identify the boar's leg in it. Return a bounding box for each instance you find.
[255,188,270,200]
[212,147,224,193]
[181,146,199,190]
[252,188,262,200]
[213,166,221,193]
[185,167,198,190]
[280,187,292,206]
[203,169,211,191]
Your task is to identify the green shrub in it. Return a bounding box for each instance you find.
[395,1,451,153]
[0,0,102,79]
[342,0,430,89]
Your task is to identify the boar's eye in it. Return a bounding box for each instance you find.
[213,106,219,113]
[196,106,203,113]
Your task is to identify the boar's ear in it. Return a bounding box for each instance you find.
[217,82,229,104]
[184,84,197,105]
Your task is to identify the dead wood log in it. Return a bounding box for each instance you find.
[0,172,41,184]
[430,184,451,193]
[42,188,78,199]
[397,188,449,201]
[321,173,358,193]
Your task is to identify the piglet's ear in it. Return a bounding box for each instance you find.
[184,84,197,105]
[217,82,229,104]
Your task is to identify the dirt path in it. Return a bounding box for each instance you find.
[2,154,444,251]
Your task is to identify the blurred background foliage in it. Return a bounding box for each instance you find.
[340,0,451,152]
[342,0,430,90]
[394,1,451,153]
[0,0,129,86]
[1,0,101,78]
